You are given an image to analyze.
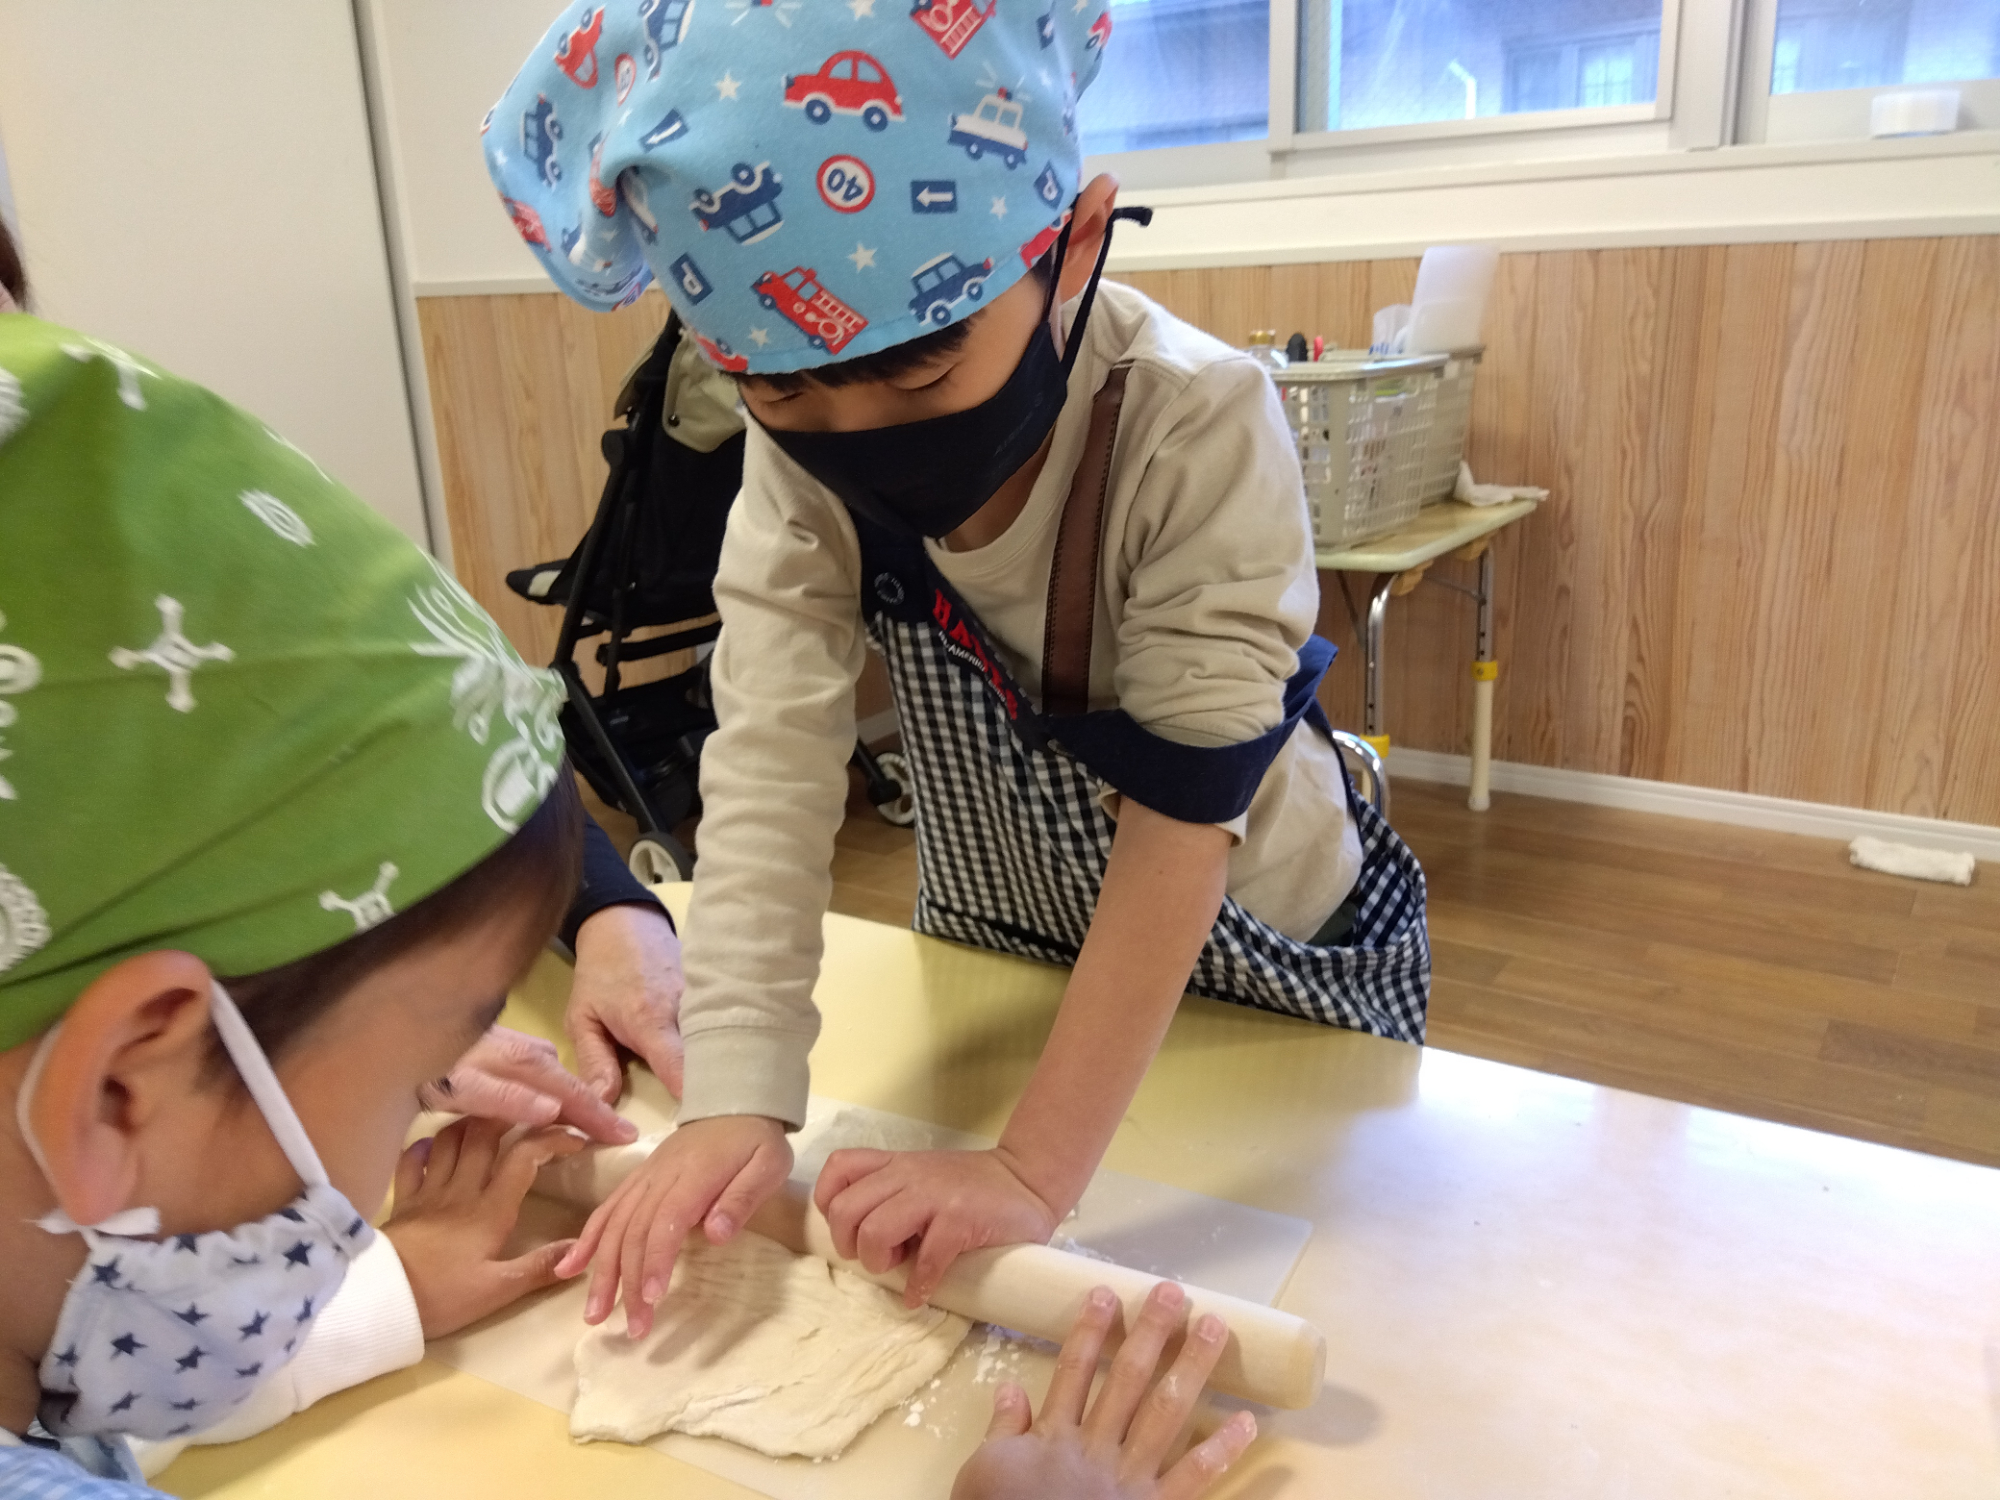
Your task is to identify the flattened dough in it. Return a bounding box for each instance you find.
[571,1231,971,1459]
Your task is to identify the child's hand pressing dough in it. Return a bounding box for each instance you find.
[384,1116,586,1338]
[560,1112,794,1339]
[815,1146,1062,1307]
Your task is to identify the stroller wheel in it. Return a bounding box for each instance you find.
[628,833,694,885]
[872,750,917,828]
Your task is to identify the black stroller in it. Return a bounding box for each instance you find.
[507,311,915,883]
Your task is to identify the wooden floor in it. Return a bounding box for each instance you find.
[822,780,2000,1170]
[590,778,2000,1170]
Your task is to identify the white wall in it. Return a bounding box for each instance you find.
[360,0,554,295]
[0,1,431,544]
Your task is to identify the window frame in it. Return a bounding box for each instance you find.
[1274,0,1685,153]
[1079,0,1999,190]
[1737,0,2000,142]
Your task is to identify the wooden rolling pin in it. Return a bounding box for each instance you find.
[748,1180,1325,1409]
[538,1143,1326,1410]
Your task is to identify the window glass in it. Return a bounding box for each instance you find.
[1077,0,1271,152]
[1770,0,1999,93]
[1296,0,1664,132]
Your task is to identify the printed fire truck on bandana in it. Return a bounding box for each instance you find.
[752,268,868,354]
[911,0,997,59]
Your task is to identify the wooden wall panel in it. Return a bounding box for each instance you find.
[1905,237,2000,821]
[1664,244,1793,793]
[422,236,2000,827]
[1749,240,1865,804]
[419,289,672,669]
[1816,240,1934,805]
[1627,246,1720,783]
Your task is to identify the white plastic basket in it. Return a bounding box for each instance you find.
[1272,355,1445,549]
[1418,347,1482,504]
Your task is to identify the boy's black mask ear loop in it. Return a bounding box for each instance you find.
[1048,203,1154,368]
[762,204,1154,541]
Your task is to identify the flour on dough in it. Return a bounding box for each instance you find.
[571,1231,971,1459]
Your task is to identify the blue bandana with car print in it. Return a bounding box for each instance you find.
[487,0,1110,373]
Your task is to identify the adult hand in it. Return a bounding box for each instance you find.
[950,1282,1257,1500]
[384,1117,587,1339]
[556,1113,792,1340]
[418,1024,636,1144]
[814,1147,1060,1308]
[567,904,686,1102]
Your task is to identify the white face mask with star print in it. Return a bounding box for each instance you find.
[16,981,373,1440]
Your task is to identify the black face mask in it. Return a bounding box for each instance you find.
[760,206,1151,540]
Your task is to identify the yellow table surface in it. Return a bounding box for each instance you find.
[161,888,2000,1499]
[1315,496,1539,574]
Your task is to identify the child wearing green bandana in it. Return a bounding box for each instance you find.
[0,280,613,1487]
[0,241,1251,1494]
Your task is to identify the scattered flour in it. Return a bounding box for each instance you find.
[572,1232,970,1459]
[1050,1235,1117,1263]
[971,1324,1045,1386]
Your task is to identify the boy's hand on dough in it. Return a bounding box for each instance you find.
[814,1148,1060,1308]
[558,1113,792,1340]
[950,1282,1257,1500]
[384,1117,587,1339]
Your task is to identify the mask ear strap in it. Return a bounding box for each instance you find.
[1057,205,1153,377]
[208,981,332,1191]
[14,1024,57,1178]
[1042,216,1077,355]
[14,1024,167,1237]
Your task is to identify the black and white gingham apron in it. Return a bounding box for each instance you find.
[848,373,1430,1041]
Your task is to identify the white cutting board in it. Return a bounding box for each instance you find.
[428,1081,1311,1500]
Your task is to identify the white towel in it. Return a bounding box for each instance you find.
[1455,462,1548,508]
[1848,836,1977,886]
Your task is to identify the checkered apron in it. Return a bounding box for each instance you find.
[853,529,1431,1044]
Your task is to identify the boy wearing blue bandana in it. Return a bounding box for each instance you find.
[491,0,1430,1343]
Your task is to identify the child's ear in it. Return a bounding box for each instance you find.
[24,951,217,1228]
[1056,173,1122,305]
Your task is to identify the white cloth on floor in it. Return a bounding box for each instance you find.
[1847,836,1976,887]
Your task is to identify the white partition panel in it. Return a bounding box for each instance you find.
[0,0,432,544]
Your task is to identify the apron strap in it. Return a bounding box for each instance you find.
[1040,361,1133,719]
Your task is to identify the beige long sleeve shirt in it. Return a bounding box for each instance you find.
[677,282,1362,1127]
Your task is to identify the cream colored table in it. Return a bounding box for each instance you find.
[161,891,2000,1499]
[1317,497,1539,813]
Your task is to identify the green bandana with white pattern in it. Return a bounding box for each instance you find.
[0,316,567,1049]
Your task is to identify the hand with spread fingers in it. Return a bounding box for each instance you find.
[566,903,688,1102]
[418,1023,637,1145]
[951,1282,1258,1500]
[814,1147,1061,1309]
[558,1113,793,1339]
[383,1117,590,1339]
